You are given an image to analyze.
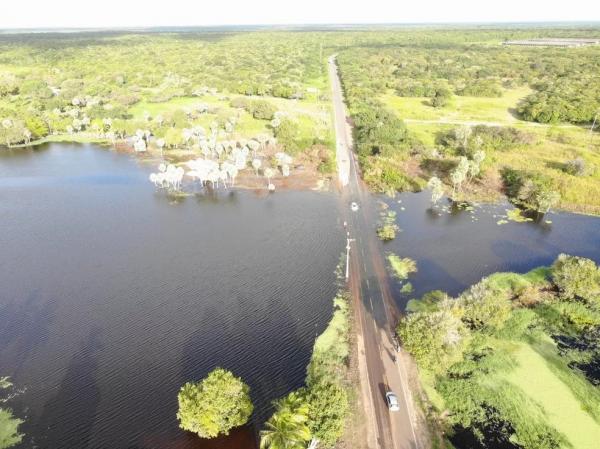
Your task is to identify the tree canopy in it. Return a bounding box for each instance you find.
[177,368,253,439]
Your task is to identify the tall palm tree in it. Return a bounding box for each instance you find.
[260,393,311,449]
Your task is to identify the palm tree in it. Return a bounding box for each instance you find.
[260,393,311,449]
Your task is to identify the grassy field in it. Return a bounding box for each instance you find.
[382,87,533,124]
[502,341,600,449]
[382,88,600,214]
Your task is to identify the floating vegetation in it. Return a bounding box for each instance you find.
[377,210,400,241]
[387,254,417,280]
[506,208,533,223]
[400,282,414,294]
[497,219,509,225]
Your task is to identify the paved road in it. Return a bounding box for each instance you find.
[328,56,420,449]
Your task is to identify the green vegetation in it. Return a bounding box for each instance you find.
[261,260,351,449]
[2,28,599,209]
[398,255,600,449]
[0,378,22,449]
[0,31,335,177]
[176,368,253,439]
[387,254,417,280]
[260,392,311,449]
[335,28,600,213]
[377,210,399,241]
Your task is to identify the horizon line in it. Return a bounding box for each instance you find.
[1,20,600,34]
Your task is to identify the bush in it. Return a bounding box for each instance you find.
[430,87,452,108]
[177,368,253,439]
[306,380,349,448]
[353,105,410,158]
[438,125,533,153]
[518,82,600,124]
[0,408,23,449]
[377,211,399,241]
[552,254,600,303]
[456,278,513,331]
[249,99,276,120]
[564,158,586,176]
[501,168,560,213]
[456,80,502,98]
[273,117,299,150]
[397,309,469,372]
[230,96,251,109]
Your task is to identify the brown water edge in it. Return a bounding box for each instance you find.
[140,425,258,449]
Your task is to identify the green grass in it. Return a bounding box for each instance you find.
[404,120,600,214]
[501,341,600,449]
[381,82,600,214]
[129,96,204,118]
[382,87,532,124]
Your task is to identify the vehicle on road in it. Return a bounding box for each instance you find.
[386,392,400,411]
[351,202,359,212]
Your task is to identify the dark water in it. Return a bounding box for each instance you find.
[380,193,600,307]
[2,144,600,449]
[0,144,343,449]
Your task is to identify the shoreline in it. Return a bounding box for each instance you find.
[3,136,600,216]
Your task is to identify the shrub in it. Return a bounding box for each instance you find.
[564,158,586,176]
[501,168,560,213]
[306,380,349,448]
[456,278,513,331]
[274,118,301,154]
[249,100,276,120]
[456,80,502,98]
[377,211,399,241]
[551,254,600,303]
[430,87,452,108]
[397,309,469,372]
[230,96,251,109]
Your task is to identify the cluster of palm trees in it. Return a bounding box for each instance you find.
[185,158,238,188]
[148,163,184,190]
[260,392,315,449]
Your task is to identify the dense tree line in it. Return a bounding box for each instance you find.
[336,30,600,124]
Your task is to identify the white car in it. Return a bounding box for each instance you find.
[351,202,359,212]
[386,392,400,412]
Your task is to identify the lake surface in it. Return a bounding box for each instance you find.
[0,144,343,449]
[1,144,600,449]
[382,193,600,306]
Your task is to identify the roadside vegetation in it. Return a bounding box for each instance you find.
[336,28,600,214]
[260,259,352,449]
[398,254,600,449]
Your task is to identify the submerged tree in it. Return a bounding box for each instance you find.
[450,157,469,198]
[427,176,444,205]
[177,368,253,439]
